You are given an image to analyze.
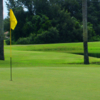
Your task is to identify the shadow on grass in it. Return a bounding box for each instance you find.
[67,53,100,65]
[74,53,100,58]
[68,62,100,65]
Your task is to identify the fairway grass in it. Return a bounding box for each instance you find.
[1,41,100,68]
[4,41,100,54]
[0,48,100,68]
[1,67,100,100]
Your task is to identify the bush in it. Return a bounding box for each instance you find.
[16,37,30,44]
[5,39,10,45]
[90,35,100,41]
[16,33,36,44]
[28,33,36,44]
[5,38,15,45]
[34,27,59,44]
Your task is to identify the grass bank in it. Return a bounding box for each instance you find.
[5,41,100,57]
[0,46,100,68]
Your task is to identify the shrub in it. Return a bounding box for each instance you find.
[28,33,36,44]
[34,27,59,44]
[5,38,15,45]
[16,37,30,44]
[90,35,100,41]
[16,33,36,44]
[5,39,10,45]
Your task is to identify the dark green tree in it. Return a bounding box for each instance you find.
[22,14,51,35]
[5,0,99,44]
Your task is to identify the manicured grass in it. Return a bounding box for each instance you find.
[5,41,100,54]
[0,47,100,68]
[1,66,100,100]
[2,41,100,68]
[1,42,100,100]
[4,42,84,53]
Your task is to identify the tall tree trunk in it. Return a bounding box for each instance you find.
[0,0,4,60]
[82,0,89,64]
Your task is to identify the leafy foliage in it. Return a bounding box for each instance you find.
[4,0,100,44]
[34,27,59,44]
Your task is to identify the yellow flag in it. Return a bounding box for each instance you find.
[10,9,17,30]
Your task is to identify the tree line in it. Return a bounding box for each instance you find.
[4,0,100,44]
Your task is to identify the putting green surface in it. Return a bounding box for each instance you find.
[1,67,100,100]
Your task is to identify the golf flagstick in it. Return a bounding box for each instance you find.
[10,9,17,81]
[10,24,12,81]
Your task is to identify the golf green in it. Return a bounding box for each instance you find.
[0,66,100,100]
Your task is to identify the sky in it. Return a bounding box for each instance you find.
[3,0,27,19]
[3,0,8,19]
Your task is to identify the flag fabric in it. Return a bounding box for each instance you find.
[10,9,17,30]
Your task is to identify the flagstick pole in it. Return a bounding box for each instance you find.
[10,21,12,81]
[9,9,17,81]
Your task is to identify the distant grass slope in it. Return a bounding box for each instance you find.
[5,42,84,53]
[5,41,100,54]
[1,49,100,68]
[0,42,100,68]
